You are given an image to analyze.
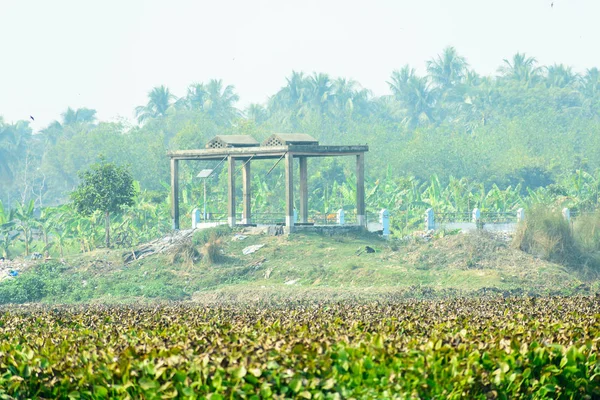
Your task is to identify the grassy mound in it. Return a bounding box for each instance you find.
[0,227,596,304]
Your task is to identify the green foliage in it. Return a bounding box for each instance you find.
[1,298,600,398]
[192,225,232,246]
[71,158,136,217]
[514,206,600,273]
[71,158,136,247]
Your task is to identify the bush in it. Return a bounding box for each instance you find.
[192,225,232,246]
[513,206,600,273]
[169,242,201,266]
[513,206,576,263]
[202,236,224,265]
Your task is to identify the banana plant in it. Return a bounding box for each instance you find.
[14,199,35,256]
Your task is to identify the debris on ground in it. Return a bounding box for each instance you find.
[248,257,266,269]
[242,244,265,255]
[267,226,284,236]
[232,234,248,241]
[0,259,30,281]
[123,229,195,263]
[264,267,273,279]
[284,279,299,285]
[355,246,376,256]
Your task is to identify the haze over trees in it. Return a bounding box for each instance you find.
[1,47,600,214]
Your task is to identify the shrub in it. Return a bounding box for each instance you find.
[169,242,201,266]
[513,206,600,272]
[192,225,232,246]
[513,206,576,263]
[202,236,224,265]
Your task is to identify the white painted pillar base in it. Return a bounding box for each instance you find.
[357,215,366,227]
[228,217,236,227]
[286,215,294,228]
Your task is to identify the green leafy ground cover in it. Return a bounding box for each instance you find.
[0,230,595,304]
[1,297,599,399]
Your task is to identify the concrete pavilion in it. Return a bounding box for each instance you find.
[167,134,368,232]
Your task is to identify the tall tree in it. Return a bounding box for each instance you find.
[62,107,97,125]
[426,46,469,90]
[545,64,578,89]
[202,79,241,125]
[498,53,541,87]
[135,85,175,124]
[71,158,136,248]
[245,103,269,124]
[388,66,436,128]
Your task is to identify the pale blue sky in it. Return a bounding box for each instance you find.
[1,0,598,130]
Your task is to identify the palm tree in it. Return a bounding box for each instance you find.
[581,68,600,98]
[245,103,269,124]
[387,66,436,128]
[62,107,97,125]
[426,46,469,90]
[202,79,241,125]
[135,85,176,124]
[331,78,359,116]
[498,53,542,87]
[307,73,333,116]
[178,83,207,111]
[270,71,310,112]
[545,64,578,88]
[0,118,16,182]
[0,119,31,183]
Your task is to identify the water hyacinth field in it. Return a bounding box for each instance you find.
[1,297,600,399]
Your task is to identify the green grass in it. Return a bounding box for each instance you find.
[0,228,596,304]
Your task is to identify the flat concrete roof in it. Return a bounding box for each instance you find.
[168,145,369,160]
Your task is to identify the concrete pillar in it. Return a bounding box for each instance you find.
[337,209,345,225]
[517,208,525,222]
[562,208,570,222]
[380,209,390,238]
[299,157,308,223]
[242,160,251,224]
[425,208,434,231]
[170,158,179,230]
[227,156,236,227]
[356,153,366,227]
[472,208,481,223]
[285,153,294,229]
[192,208,201,229]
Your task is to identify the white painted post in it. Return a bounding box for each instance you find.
[472,208,481,229]
[425,208,435,231]
[472,208,481,223]
[380,209,390,238]
[517,208,525,223]
[192,208,201,229]
[562,208,571,222]
[337,209,345,225]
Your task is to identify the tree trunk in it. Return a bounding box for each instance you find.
[105,211,110,248]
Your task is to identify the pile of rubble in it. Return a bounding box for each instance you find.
[0,258,31,282]
[123,229,196,264]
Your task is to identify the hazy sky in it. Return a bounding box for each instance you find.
[1,0,599,130]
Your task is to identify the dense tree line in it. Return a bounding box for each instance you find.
[2,48,600,213]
